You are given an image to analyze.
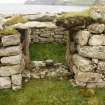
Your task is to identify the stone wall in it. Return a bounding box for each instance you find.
[0,33,25,90]
[67,23,105,88]
[22,60,70,81]
[30,27,67,43]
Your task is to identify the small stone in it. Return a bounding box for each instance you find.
[45,59,54,66]
[0,77,11,89]
[88,23,105,34]
[12,74,22,86]
[75,30,90,45]
[12,85,22,91]
[32,61,46,68]
[92,59,98,64]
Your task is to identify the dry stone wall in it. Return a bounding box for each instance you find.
[30,27,67,43]
[69,23,105,88]
[0,33,25,90]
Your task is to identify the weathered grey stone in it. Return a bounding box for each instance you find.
[98,61,105,71]
[32,61,46,69]
[88,23,105,34]
[12,74,22,86]
[72,54,93,72]
[96,81,105,88]
[31,72,40,79]
[22,70,31,78]
[2,34,20,47]
[0,46,21,57]
[78,46,105,60]
[0,65,22,76]
[12,85,22,91]
[0,77,11,89]
[75,72,103,83]
[92,59,98,64]
[89,35,105,45]
[45,59,54,66]
[1,54,22,65]
[86,83,96,88]
[75,30,90,45]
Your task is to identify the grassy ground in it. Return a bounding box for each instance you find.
[0,79,105,105]
[29,43,66,63]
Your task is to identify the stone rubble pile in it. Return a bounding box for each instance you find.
[22,60,71,81]
[71,23,105,88]
[0,33,25,90]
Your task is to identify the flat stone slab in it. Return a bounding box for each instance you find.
[2,34,20,47]
[1,54,22,65]
[75,72,103,83]
[78,46,105,60]
[0,65,22,76]
[0,46,21,57]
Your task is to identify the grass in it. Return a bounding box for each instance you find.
[29,43,66,63]
[0,79,105,105]
[57,9,90,20]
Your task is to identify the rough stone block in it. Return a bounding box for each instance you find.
[0,65,22,76]
[78,46,105,60]
[75,72,103,83]
[1,54,22,65]
[75,30,90,45]
[89,35,105,45]
[0,77,11,89]
[88,23,105,34]
[2,34,20,47]
[72,54,93,72]
[12,74,22,86]
[0,46,21,57]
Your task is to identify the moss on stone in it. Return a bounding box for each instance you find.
[5,16,27,26]
[0,27,17,35]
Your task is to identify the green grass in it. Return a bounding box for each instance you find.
[0,79,105,105]
[29,43,66,63]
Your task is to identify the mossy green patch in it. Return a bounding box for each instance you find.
[29,43,66,63]
[0,27,17,35]
[5,16,27,26]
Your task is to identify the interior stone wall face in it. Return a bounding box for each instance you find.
[68,23,105,88]
[30,27,68,43]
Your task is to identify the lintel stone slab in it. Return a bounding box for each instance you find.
[0,65,22,76]
[78,46,105,60]
[0,46,21,57]
[2,34,20,47]
[1,54,22,65]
